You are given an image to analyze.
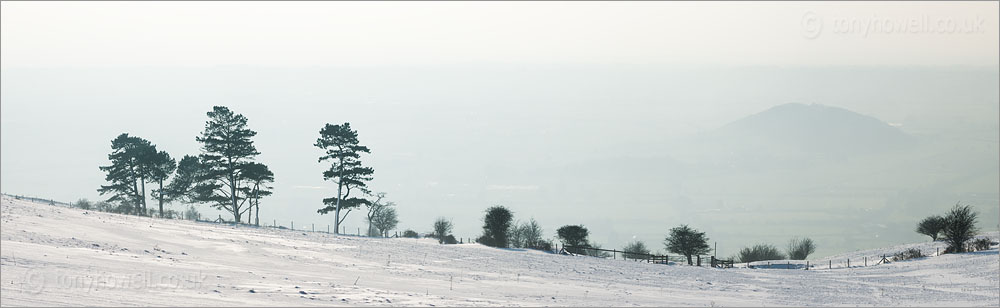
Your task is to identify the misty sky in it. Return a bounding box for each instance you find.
[2,2,998,258]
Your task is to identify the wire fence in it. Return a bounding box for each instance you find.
[560,245,735,268]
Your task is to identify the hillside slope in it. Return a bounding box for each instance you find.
[1,196,997,306]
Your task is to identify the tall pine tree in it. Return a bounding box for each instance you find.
[315,123,374,234]
[196,106,260,222]
[148,150,176,217]
[98,133,155,215]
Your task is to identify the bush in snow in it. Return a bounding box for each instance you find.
[74,199,93,210]
[402,229,419,238]
[892,248,924,261]
[433,217,453,244]
[478,205,513,248]
[916,215,947,241]
[735,243,785,263]
[557,225,591,255]
[969,238,992,251]
[183,205,201,221]
[786,237,816,260]
[509,218,545,249]
[941,203,978,253]
[442,235,458,244]
[623,240,651,259]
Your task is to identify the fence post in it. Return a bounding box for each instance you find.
[936,248,939,256]
[806,261,809,270]
[291,221,294,230]
[697,255,701,267]
[864,257,867,267]
[613,249,616,260]
[829,260,832,269]
[312,224,315,232]
[273,219,276,227]
[847,258,850,268]
[328,225,330,233]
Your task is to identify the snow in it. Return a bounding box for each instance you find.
[1,195,998,306]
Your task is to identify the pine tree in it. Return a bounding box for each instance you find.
[314,122,374,234]
[165,155,206,204]
[195,106,260,222]
[98,133,155,215]
[239,162,274,226]
[148,150,176,218]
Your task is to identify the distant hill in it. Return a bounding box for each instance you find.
[674,103,914,168]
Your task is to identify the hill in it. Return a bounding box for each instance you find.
[1,196,997,306]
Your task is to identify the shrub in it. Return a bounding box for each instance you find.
[509,218,544,249]
[916,215,947,241]
[623,240,652,259]
[183,205,201,221]
[433,217,453,244]
[786,238,817,260]
[402,229,419,238]
[970,238,992,251]
[892,248,924,261]
[736,243,785,263]
[528,240,554,252]
[479,206,513,248]
[557,225,590,254]
[941,203,978,253]
[74,199,93,210]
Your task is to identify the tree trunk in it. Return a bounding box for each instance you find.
[228,157,240,223]
[140,175,147,216]
[686,254,693,265]
[333,158,344,234]
[254,183,260,226]
[132,177,141,215]
[158,179,164,217]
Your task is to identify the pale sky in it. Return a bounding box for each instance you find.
[1,2,998,258]
[2,1,997,68]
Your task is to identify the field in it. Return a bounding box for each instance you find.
[1,195,997,306]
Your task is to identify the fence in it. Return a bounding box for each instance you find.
[561,245,734,268]
[4,194,73,207]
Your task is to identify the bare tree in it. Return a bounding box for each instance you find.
[433,217,453,244]
[371,203,398,237]
[365,192,387,236]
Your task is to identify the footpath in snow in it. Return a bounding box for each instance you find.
[1,195,997,306]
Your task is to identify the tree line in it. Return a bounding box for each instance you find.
[95,106,988,263]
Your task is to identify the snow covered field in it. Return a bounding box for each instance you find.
[1,195,997,306]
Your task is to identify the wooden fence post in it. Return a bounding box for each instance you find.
[697,255,701,267]
[864,257,867,267]
[291,221,294,230]
[806,261,809,270]
[847,258,850,268]
[312,223,315,232]
[829,260,832,269]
